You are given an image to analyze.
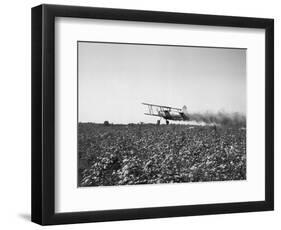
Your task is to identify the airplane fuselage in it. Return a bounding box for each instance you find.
[158,110,189,121]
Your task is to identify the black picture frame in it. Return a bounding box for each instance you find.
[31,4,274,225]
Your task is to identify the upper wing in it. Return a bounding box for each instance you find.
[142,103,181,111]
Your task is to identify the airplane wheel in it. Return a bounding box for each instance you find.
[166,120,169,125]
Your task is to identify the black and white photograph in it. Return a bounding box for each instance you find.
[30,3,274,225]
[78,42,247,187]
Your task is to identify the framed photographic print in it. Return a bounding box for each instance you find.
[31,4,274,225]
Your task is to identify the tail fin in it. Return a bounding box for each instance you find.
[181,105,189,120]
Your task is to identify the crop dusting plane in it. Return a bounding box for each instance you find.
[142,103,190,124]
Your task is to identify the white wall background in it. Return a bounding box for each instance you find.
[0,0,278,229]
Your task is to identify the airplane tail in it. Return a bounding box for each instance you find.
[182,105,188,114]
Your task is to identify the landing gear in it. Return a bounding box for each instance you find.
[156,119,169,125]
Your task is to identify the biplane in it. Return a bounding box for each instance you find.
[142,103,190,124]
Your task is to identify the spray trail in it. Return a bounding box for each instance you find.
[188,111,246,127]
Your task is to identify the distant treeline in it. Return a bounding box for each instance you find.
[189,111,246,127]
[79,111,246,127]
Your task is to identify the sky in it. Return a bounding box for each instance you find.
[78,42,246,124]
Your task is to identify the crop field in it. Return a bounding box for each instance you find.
[78,123,246,187]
